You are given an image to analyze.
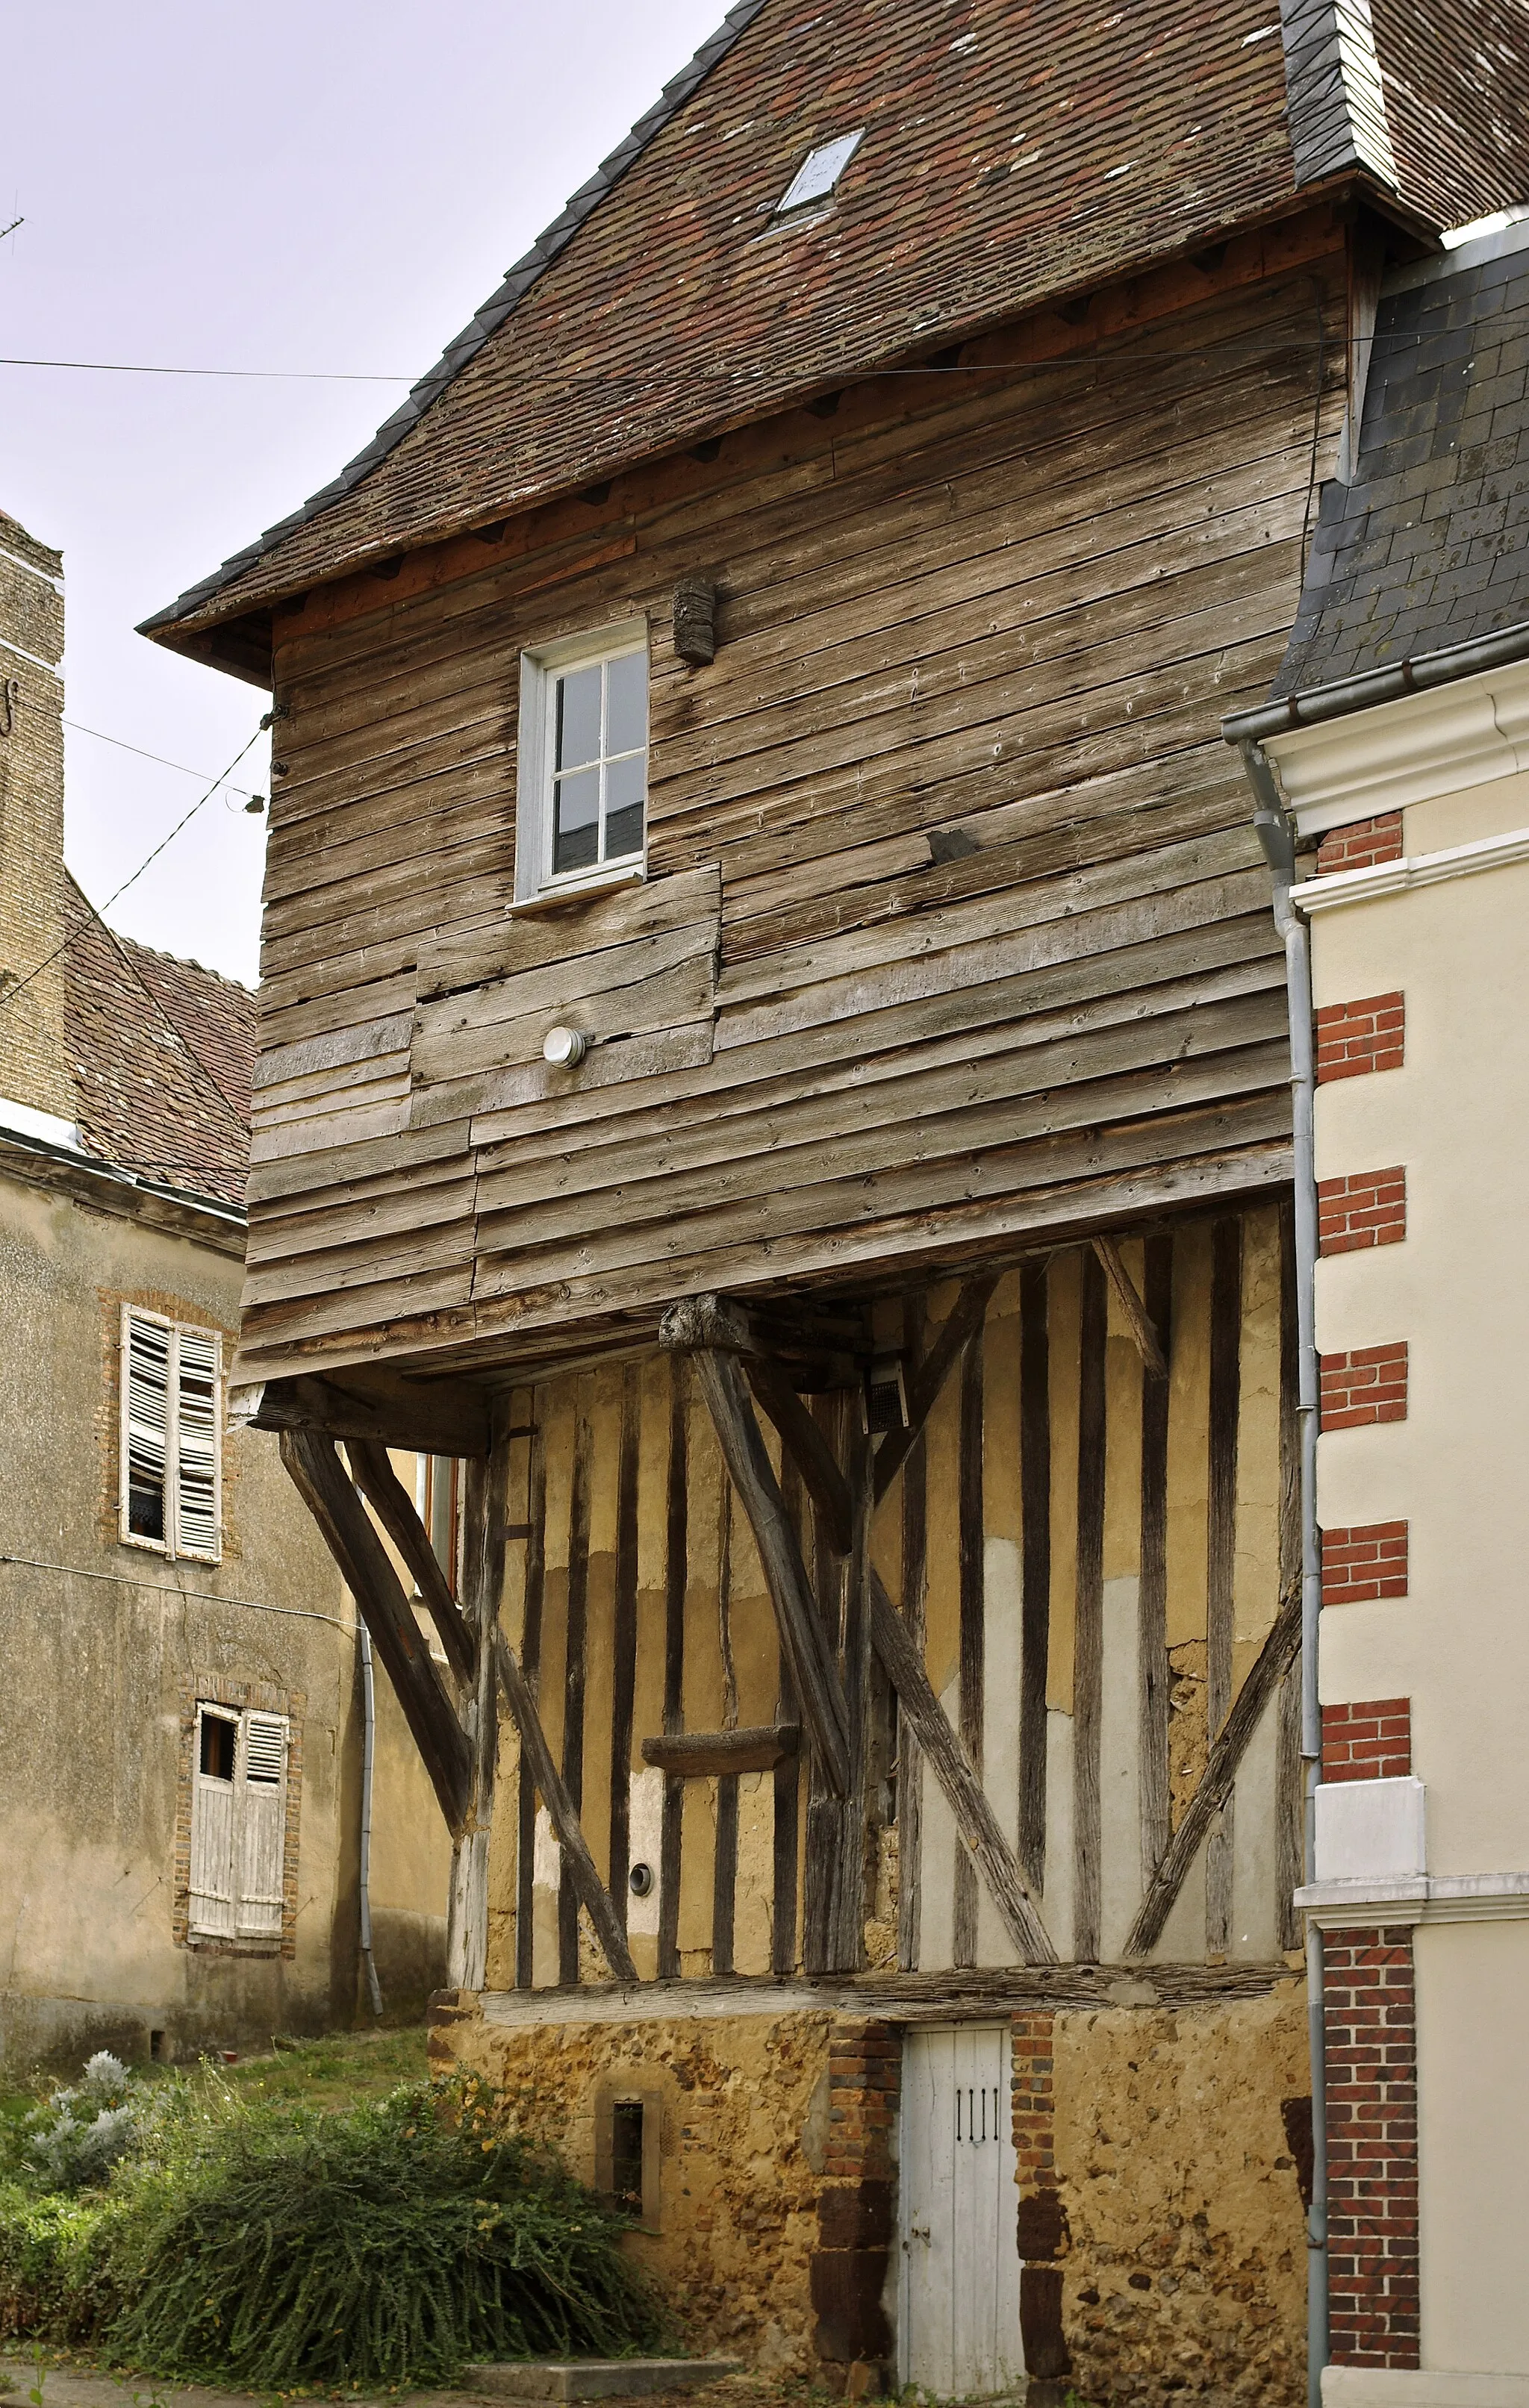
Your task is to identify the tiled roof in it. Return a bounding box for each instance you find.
[62,876,255,1209]
[1272,220,1529,693]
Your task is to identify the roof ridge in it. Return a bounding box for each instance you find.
[139,0,769,640]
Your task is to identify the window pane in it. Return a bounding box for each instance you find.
[605,751,646,861]
[605,650,647,758]
[553,767,600,873]
[555,664,601,771]
[199,1713,237,1782]
[126,1314,169,1541]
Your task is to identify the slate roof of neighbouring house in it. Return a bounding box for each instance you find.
[1271,216,1529,693]
[63,876,255,1209]
[142,0,1529,659]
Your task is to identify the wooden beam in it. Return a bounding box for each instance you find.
[670,1335,853,1799]
[1125,1585,1303,1957]
[447,1404,510,1989]
[642,1725,801,1777]
[252,1368,491,1458]
[869,1570,1056,1965]
[872,1276,998,1505]
[344,1437,476,1686]
[279,1428,470,1833]
[491,1625,638,1985]
[744,1353,853,1556]
[1092,1237,1168,1379]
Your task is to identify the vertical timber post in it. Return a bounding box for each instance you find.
[446,1397,511,1991]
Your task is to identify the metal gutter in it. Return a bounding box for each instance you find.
[0,1123,247,1254]
[1222,616,1529,747]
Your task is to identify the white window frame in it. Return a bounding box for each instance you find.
[514,619,649,904]
[188,1702,290,1944]
[119,1305,223,1563]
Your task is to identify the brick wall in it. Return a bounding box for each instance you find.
[1316,814,1404,875]
[1318,1167,1407,1256]
[1012,2011,1070,2382]
[1323,1929,1420,2368]
[1321,1699,1411,1782]
[1315,993,1405,1083]
[0,509,71,1120]
[812,2020,899,2388]
[1321,1522,1409,1606]
[1320,1341,1408,1429]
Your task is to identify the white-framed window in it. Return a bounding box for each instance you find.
[188,1703,290,1942]
[515,621,648,901]
[120,1306,222,1561]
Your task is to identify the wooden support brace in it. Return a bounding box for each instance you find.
[492,1627,638,1984]
[250,1368,490,1458]
[873,1275,999,1505]
[641,1724,800,1777]
[869,1570,1056,1965]
[744,1354,853,1556]
[344,1436,476,1686]
[1125,1585,1302,1956]
[279,1428,470,1833]
[1092,1236,1168,1379]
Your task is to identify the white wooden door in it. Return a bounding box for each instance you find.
[900,2026,1024,2399]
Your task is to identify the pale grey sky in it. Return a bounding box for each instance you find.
[3,0,724,986]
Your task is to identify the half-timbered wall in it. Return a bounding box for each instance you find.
[237,223,1345,1387]
[483,1203,1297,1986]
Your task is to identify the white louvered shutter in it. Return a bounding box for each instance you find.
[189,1706,237,1937]
[175,1327,221,1559]
[122,1310,171,1546]
[236,1712,289,1937]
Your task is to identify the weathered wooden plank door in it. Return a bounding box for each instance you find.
[899,2026,1023,2398]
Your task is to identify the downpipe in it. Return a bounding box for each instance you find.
[1242,741,1328,2408]
[358,1623,384,2021]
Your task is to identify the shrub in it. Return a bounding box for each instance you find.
[21,2055,143,2195]
[0,2185,115,2343]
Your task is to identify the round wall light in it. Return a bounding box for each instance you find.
[542,1025,588,1068]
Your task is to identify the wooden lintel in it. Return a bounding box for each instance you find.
[1125,1586,1302,1956]
[279,1428,470,1832]
[345,1436,476,1687]
[252,1369,491,1459]
[869,1570,1056,1965]
[659,1293,860,1391]
[872,1275,999,1506]
[688,1345,853,1799]
[641,1724,801,1777]
[744,1354,853,1556]
[491,1628,637,1983]
[1092,1236,1169,1379]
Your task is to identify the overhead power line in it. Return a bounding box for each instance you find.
[64,717,264,801]
[0,355,408,381]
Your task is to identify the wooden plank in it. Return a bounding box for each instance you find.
[773,1451,803,1977]
[246,1367,490,1458]
[1092,1235,1168,1379]
[897,1290,928,1974]
[953,1335,984,1967]
[642,1724,801,1776]
[1206,1216,1243,1956]
[1138,1235,1174,1888]
[711,1478,738,1979]
[744,1353,853,1556]
[558,1402,594,1985]
[420,865,721,999]
[802,1395,846,1976]
[1018,1262,1051,1896]
[278,1428,469,1832]
[874,1276,997,1505]
[446,1404,510,1990]
[834,1419,874,1973]
[345,1436,476,1686]
[869,1570,1055,1965]
[658,1356,688,1982]
[411,953,714,1090]
[514,1411,546,1989]
[492,1619,638,1984]
[674,1341,852,1799]
[1125,1588,1303,1957]
[608,1367,641,1933]
[1073,1247,1108,1963]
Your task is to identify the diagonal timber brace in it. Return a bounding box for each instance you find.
[345,1436,477,1686]
[493,1625,638,1983]
[280,1427,471,1834]
[1092,1235,1169,1379]
[872,1275,999,1504]
[744,1353,853,1556]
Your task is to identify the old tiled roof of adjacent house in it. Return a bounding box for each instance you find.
[62,876,255,1210]
[142,0,1529,660]
[1272,216,1529,693]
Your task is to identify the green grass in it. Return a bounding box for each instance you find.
[217,2027,430,2115]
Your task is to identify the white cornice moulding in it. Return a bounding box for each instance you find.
[1262,657,1529,832]
[1293,823,1529,914]
[1295,1870,1529,1928]
[1327,2368,1529,2408]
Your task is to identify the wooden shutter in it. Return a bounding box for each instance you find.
[122,1309,171,1547]
[175,1327,222,1560]
[236,1711,289,1938]
[189,1705,237,1937]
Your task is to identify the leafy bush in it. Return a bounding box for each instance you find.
[0,2184,114,2342]
[21,2056,143,2195]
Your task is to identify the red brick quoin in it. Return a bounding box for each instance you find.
[812,2021,899,2390]
[1321,1523,1409,1606]
[1316,993,1405,1083]
[1318,1168,1407,1256]
[1323,1930,1420,2368]
[1012,2012,1071,2382]
[1321,1342,1408,1430]
[1321,1700,1412,1782]
[1317,814,1404,876]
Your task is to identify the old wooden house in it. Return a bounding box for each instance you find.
[141,2,1529,2395]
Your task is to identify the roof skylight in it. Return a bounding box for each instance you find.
[774,129,865,216]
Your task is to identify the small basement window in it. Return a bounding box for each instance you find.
[594,2084,661,2230]
[516,623,648,902]
[774,128,865,216]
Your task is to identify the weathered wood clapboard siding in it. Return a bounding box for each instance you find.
[237,234,1344,1383]
[482,1208,1298,1986]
